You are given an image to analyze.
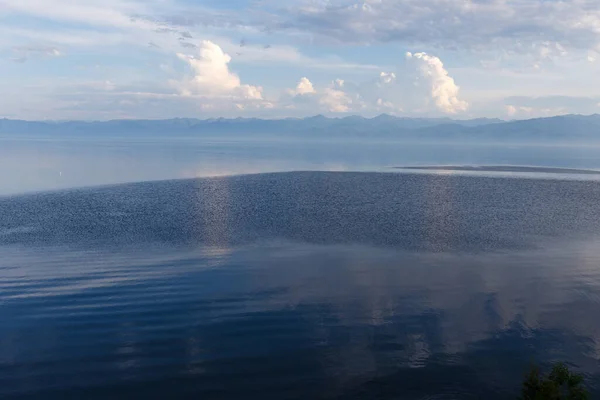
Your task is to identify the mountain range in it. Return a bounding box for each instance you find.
[2,114,600,143]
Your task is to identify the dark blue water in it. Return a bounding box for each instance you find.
[2,172,600,399]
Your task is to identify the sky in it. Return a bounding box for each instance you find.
[1,0,600,120]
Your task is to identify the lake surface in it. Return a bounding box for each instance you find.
[3,134,600,195]
[2,171,600,399]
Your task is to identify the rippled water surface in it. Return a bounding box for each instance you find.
[2,172,600,399]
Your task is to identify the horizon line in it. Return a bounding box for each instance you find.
[2,113,600,124]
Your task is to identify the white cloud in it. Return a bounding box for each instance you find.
[406,52,468,114]
[285,77,355,114]
[506,105,517,117]
[320,86,352,113]
[377,72,396,85]
[505,105,558,118]
[497,96,600,118]
[376,98,397,111]
[174,40,264,101]
[289,77,316,95]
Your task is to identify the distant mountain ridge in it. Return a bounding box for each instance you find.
[1,114,600,142]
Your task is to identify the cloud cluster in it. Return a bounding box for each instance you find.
[503,96,600,118]
[283,50,468,116]
[2,25,469,118]
[256,0,600,58]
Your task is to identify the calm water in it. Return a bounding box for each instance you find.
[3,135,600,195]
[1,172,600,399]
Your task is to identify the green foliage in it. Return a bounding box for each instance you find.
[521,362,589,400]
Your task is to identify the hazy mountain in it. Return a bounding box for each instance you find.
[413,114,600,142]
[1,114,599,143]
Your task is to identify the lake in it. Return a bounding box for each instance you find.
[1,136,600,398]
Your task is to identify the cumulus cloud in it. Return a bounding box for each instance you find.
[320,82,353,113]
[289,77,316,95]
[285,77,355,113]
[406,52,468,114]
[174,40,264,102]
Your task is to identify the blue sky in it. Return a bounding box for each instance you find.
[1,0,600,120]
